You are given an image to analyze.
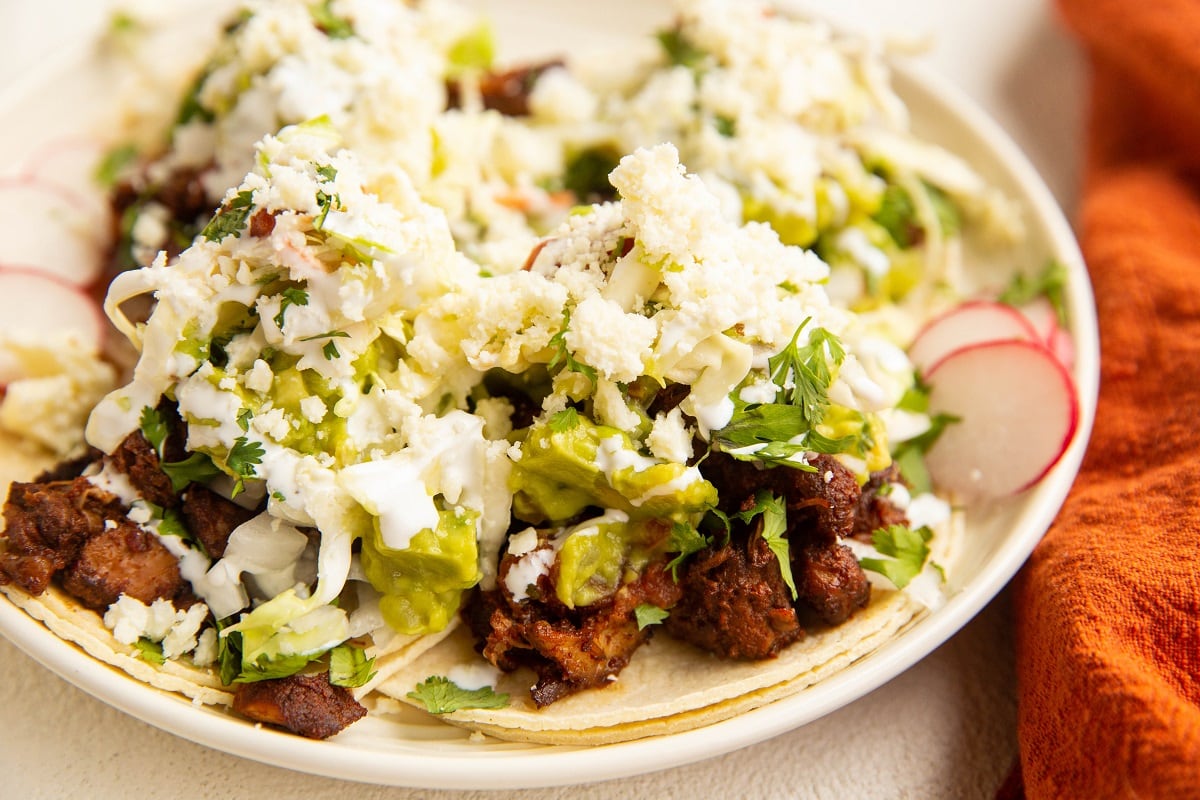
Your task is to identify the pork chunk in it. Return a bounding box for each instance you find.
[233,673,366,739]
[60,521,182,610]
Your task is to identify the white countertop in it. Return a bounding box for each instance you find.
[0,1,1084,797]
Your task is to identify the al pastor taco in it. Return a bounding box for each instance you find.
[0,0,1065,746]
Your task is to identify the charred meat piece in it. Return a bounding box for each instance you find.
[109,164,214,273]
[665,529,803,660]
[793,541,871,626]
[181,484,257,559]
[853,465,909,540]
[467,553,682,707]
[446,60,564,117]
[109,431,179,509]
[60,521,182,610]
[0,478,126,595]
[233,673,367,739]
[701,451,861,542]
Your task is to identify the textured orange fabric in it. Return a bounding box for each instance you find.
[1014,0,1200,796]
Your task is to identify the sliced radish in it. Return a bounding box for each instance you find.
[923,339,1079,499]
[19,137,117,224]
[907,299,1039,375]
[0,176,106,287]
[0,268,106,385]
[1015,295,1058,342]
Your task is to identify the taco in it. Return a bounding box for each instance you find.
[0,0,1012,744]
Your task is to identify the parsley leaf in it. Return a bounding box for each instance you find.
[858,524,933,589]
[139,405,169,458]
[161,452,222,492]
[634,604,669,630]
[736,491,797,600]
[548,407,580,433]
[407,676,510,714]
[329,644,377,688]
[200,190,255,242]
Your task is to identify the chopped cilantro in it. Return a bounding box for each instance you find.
[139,405,169,458]
[714,114,736,137]
[94,143,139,189]
[634,604,669,630]
[273,286,309,330]
[134,638,164,665]
[858,524,933,589]
[736,491,797,599]
[329,644,377,688]
[271,490,287,503]
[890,411,959,494]
[161,452,222,493]
[548,407,580,432]
[200,190,255,242]
[236,407,253,432]
[656,28,707,70]
[156,507,189,540]
[999,259,1070,326]
[310,0,354,39]
[216,622,242,686]
[315,163,338,182]
[322,340,341,360]
[314,188,342,229]
[407,676,510,714]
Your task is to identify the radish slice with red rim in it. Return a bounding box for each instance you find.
[0,267,105,385]
[923,338,1079,499]
[907,299,1039,375]
[0,177,105,286]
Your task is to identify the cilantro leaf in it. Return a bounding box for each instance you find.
[547,310,598,387]
[234,651,321,683]
[310,0,354,39]
[236,407,253,432]
[272,286,309,330]
[314,188,342,230]
[216,623,242,686]
[226,437,265,497]
[94,143,139,189]
[665,520,708,579]
[634,604,669,630]
[858,524,933,589]
[407,676,510,714]
[891,412,959,494]
[767,320,845,425]
[548,407,580,433]
[161,452,222,493]
[139,405,169,458]
[201,190,255,242]
[736,491,797,600]
[656,28,707,70]
[315,163,338,182]
[999,259,1069,326]
[329,644,377,688]
[322,340,340,360]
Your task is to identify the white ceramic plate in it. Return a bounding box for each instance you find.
[0,0,1098,790]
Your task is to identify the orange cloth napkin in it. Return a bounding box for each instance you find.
[1014,0,1200,796]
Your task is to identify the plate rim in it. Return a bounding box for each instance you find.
[0,9,1098,790]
